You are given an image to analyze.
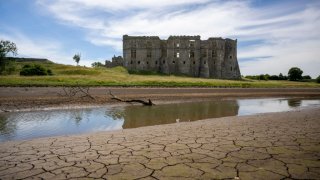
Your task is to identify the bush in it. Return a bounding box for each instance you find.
[302,75,311,80]
[269,75,279,80]
[91,62,104,68]
[258,74,268,80]
[317,75,320,83]
[20,64,53,76]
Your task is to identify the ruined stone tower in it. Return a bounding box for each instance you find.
[123,35,241,79]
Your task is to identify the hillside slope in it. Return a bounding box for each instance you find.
[0,60,319,88]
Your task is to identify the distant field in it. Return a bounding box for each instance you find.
[0,60,319,88]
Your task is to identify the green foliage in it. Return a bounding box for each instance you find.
[316,75,320,83]
[288,67,303,81]
[47,69,53,75]
[0,40,18,74]
[20,64,53,76]
[269,75,279,80]
[73,53,81,65]
[302,75,311,80]
[91,62,104,68]
[259,74,268,80]
[0,59,16,75]
[278,73,288,80]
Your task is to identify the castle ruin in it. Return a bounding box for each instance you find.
[105,55,124,68]
[123,35,241,79]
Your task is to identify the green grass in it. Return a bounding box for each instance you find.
[0,60,319,88]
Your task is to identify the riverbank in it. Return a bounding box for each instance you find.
[1,87,320,112]
[0,107,319,179]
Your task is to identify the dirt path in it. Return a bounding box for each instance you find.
[0,108,319,179]
[1,87,320,112]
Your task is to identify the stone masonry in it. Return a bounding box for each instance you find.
[123,35,241,79]
[105,55,124,68]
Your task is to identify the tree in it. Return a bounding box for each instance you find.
[316,75,320,83]
[279,73,284,80]
[288,67,303,81]
[258,74,267,80]
[0,40,18,74]
[91,62,104,68]
[269,75,279,80]
[73,53,81,66]
[302,75,311,80]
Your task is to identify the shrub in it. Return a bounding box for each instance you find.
[302,75,311,80]
[258,74,268,80]
[269,75,279,80]
[20,64,53,76]
[317,75,320,83]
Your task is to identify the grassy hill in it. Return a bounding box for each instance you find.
[0,60,319,88]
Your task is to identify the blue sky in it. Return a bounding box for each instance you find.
[1,0,319,77]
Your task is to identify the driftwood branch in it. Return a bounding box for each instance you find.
[108,90,155,106]
[58,85,95,100]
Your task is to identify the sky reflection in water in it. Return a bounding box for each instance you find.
[0,98,319,142]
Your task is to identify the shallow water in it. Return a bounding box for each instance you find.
[0,97,319,142]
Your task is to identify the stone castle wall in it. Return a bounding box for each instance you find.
[123,35,241,79]
[105,55,124,68]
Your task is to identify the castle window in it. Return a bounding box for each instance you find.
[212,50,215,57]
[147,50,151,58]
[189,40,195,48]
[155,61,158,65]
[231,66,232,71]
[147,61,149,64]
[183,61,186,64]
[130,61,133,64]
[176,43,180,48]
[138,61,140,64]
[189,51,194,58]
[163,60,165,64]
[175,52,180,58]
[131,49,136,58]
[229,55,232,59]
[193,61,195,64]
[204,61,206,64]
[172,61,175,64]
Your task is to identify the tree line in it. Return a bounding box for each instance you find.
[245,67,318,82]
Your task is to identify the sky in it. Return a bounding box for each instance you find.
[0,0,319,77]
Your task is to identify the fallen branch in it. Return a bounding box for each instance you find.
[108,90,155,106]
[57,85,95,100]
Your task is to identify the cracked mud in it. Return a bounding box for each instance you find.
[0,108,319,179]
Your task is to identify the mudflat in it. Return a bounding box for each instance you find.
[1,87,320,111]
[0,108,319,179]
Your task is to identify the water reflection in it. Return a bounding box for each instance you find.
[0,98,319,142]
[122,101,239,128]
[287,99,302,107]
[0,114,17,139]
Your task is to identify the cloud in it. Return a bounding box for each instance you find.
[0,30,93,66]
[36,0,320,77]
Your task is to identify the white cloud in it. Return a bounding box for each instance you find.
[35,0,320,77]
[0,31,93,67]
